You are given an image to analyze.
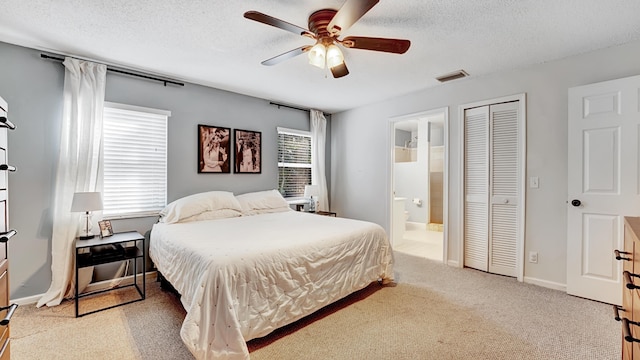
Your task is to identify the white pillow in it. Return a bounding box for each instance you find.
[236,189,292,216]
[159,191,243,224]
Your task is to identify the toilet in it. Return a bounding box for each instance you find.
[393,198,407,246]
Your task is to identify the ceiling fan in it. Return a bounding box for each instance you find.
[244,0,411,78]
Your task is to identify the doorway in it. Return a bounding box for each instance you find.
[389,108,449,262]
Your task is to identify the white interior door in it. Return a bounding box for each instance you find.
[464,106,489,271]
[488,102,519,277]
[567,75,640,305]
[464,101,521,277]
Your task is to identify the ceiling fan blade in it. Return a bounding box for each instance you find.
[330,62,350,78]
[342,36,411,54]
[328,0,380,36]
[261,46,311,66]
[244,11,312,37]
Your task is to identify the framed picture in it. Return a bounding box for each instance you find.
[198,125,231,173]
[98,220,113,238]
[234,129,262,173]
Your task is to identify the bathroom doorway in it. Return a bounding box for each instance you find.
[389,108,448,262]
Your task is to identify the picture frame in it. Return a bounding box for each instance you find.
[234,129,262,173]
[198,125,231,173]
[98,220,113,238]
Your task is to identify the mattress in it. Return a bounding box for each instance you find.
[149,210,394,360]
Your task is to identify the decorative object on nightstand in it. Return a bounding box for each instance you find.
[71,192,103,240]
[98,220,113,238]
[304,185,320,212]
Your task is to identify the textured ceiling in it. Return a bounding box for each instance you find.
[1,1,640,113]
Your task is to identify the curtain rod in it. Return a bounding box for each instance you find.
[40,53,185,87]
[269,102,330,117]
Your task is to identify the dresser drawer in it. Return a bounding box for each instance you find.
[0,267,8,357]
[0,338,9,360]
[0,197,6,262]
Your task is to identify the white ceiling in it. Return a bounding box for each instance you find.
[2,1,640,114]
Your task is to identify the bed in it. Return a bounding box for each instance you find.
[149,190,394,360]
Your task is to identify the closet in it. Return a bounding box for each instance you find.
[463,99,524,277]
[0,95,17,360]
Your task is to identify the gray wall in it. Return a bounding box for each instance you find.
[331,39,640,288]
[0,41,331,299]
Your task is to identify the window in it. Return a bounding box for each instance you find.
[103,102,169,218]
[277,127,312,197]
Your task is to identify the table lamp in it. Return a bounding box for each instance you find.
[71,192,103,240]
[304,185,320,213]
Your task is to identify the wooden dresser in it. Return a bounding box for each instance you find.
[619,217,640,359]
[0,96,18,360]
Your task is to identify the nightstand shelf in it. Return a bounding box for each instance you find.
[315,211,337,217]
[75,231,145,317]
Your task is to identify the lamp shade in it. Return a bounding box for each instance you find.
[308,43,326,69]
[71,192,103,212]
[304,185,320,198]
[326,44,344,69]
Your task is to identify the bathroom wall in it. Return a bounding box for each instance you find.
[394,121,428,223]
[428,121,444,224]
[395,129,411,146]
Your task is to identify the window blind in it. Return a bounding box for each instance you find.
[103,103,169,218]
[277,128,312,197]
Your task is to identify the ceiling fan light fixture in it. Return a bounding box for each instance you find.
[326,44,344,68]
[308,43,326,69]
[244,2,411,78]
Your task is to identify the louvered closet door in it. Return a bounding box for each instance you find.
[464,106,490,271]
[488,102,519,277]
[464,101,520,277]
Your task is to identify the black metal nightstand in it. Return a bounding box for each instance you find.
[75,231,145,317]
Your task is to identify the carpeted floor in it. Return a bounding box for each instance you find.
[11,252,620,359]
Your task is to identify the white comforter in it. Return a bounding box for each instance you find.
[149,211,394,360]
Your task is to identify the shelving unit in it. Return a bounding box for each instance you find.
[0,95,17,360]
[75,231,145,317]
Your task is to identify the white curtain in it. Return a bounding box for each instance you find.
[310,109,329,211]
[37,58,106,307]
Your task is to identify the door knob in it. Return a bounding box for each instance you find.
[571,199,581,207]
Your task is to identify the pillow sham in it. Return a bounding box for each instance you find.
[235,189,292,216]
[159,191,243,224]
[179,209,243,223]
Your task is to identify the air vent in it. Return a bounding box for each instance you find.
[436,69,469,83]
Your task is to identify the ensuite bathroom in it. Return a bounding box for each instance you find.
[392,113,445,261]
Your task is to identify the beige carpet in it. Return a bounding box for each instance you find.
[11,252,620,359]
[249,283,543,360]
[11,281,192,360]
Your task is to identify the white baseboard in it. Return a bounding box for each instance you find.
[12,294,42,306]
[523,276,566,292]
[447,260,460,267]
[11,271,157,306]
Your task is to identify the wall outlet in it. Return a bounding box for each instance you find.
[529,251,538,263]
